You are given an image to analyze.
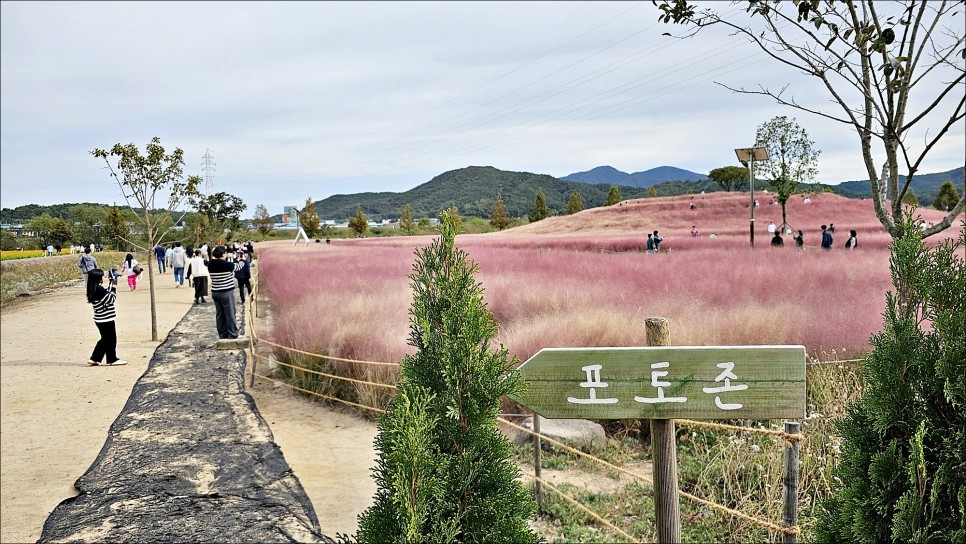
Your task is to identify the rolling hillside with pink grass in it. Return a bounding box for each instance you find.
[257,192,963,372]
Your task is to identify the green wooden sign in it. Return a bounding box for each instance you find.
[508,346,806,420]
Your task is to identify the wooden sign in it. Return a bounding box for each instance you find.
[509,346,806,420]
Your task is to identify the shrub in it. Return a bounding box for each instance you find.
[815,216,966,543]
[355,211,536,542]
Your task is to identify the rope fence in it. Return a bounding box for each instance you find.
[244,264,813,540]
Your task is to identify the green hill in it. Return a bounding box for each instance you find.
[833,166,963,206]
[311,166,660,221]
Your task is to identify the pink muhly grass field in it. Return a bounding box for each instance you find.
[257,193,962,372]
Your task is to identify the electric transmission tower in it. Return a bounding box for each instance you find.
[201,149,216,195]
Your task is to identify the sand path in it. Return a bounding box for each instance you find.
[0,269,376,542]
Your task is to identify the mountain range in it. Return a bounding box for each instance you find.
[561,165,707,187]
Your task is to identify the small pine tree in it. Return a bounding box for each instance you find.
[490,193,510,230]
[648,187,658,198]
[105,205,129,250]
[933,180,960,211]
[300,197,321,238]
[348,206,368,237]
[565,190,584,215]
[355,211,537,543]
[901,188,919,207]
[606,184,622,206]
[528,189,549,223]
[400,204,416,235]
[815,212,966,543]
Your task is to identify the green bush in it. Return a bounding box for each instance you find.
[816,215,965,543]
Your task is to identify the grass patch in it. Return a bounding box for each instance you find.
[0,251,128,306]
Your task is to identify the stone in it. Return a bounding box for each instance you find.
[505,416,607,453]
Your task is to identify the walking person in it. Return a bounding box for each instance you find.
[154,243,167,274]
[170,242,187,287]
[77,246,97,283]
[122,253,140,291]
[186,249,210,304]
[208,245,245,339]
[235,249,253,304]
[821,224,833,251]
[85,269,127,366]
[646,233,655,253]
[652,230,664,251]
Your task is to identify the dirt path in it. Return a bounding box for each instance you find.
[0,272,377,542]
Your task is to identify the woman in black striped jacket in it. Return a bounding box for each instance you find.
[86,268,127,366]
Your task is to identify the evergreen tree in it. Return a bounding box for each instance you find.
[105,205,129,250]
[300,197,321,238]
[528,190,549,223]
[902,189,919,207]
[606,184,622,206]
[933,180,960,212]
[816,212,965,543]
[565,190,584,215]
[355,211,536,543]
[648,187,658,198]
[348,206,369,237]
[490,193,510,230]
[400,204,416,235]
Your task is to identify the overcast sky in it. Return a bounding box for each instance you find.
[2,1,963,218]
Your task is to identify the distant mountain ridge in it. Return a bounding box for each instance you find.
[833,166,963,205]
[562,165,707,188]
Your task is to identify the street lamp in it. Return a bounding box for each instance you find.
[92,223,102,251]
[735,147,770,247]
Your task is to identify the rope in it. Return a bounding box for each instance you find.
[806,358,863,365]
[676,419,805,442]
[251,352,399,390]
[520,469,637,542]
[250,371,386,414]
[256,336,402,367]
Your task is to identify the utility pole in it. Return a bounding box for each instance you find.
[202,149,216,195]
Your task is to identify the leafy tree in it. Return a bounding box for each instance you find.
[92,137,201,341]
[104,205,130,250]
[656,0,965,239]
[49,218,73,246]
[355,211,536,543]
[755,116,820,232]
[528,189,549,222]
[0,230,16,251]
[565,190,585,215]
[68,204,108,244]
[251,204,275,239]
[933,180,961,212]
[902,188,919,207]
[490,193,510,230]
[24,213,56,247]
[348,206,369,237]
[648,187,658,198]
[190,191,247,242]
[299,197,321,239]
[417,217,430,230]
[815,212,965,543]
[606,184,622,206]
[400,204,416,235]
[708,165,749,192]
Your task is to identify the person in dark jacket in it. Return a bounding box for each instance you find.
[235,250,253,304]
[207,246,244,339]
[821,224,833,251]
[793,230,804,250]
[845,230,857,249]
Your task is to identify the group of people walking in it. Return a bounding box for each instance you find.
[764,222,857,251]
[79,240,256,367]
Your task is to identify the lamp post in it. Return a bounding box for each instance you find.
[735,147,770,248]
[93,223,102,251]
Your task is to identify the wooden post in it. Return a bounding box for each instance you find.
[533,412,543,512]
[782,420,801,544]
[646,317,681,544]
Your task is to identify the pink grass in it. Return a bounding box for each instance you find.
[257,194,963,368]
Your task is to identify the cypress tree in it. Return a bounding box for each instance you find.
[355,211,537,543]
[528,190,549,223]
[815,213,965,543]
[565,190,584,215]
[606,184,622,206]
[490,193,510,230]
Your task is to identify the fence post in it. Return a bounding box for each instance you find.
[533,411,543,512]
[782,420,801,544]
[646,317,681,544]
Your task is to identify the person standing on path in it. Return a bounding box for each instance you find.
[186,249,210,304]
[208,245,245,339]
[235,249,253,304]
[77,246,97,283]
[85,268,127,366]
[154,243,167,274]
[170,242,187,287]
